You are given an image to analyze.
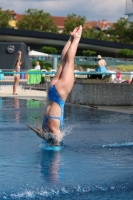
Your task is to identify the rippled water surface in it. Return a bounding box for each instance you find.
[0,97,133,200]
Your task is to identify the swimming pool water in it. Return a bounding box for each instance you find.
[0,97,133,200]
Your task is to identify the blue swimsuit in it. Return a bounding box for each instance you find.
[95,66,106,78]
[43,85,65,129]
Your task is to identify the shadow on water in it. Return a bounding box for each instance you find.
[0,97,133,199]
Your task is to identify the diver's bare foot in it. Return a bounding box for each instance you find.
[73,25,82,39]
[70,27,79,36]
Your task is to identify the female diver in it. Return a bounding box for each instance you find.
[26,26,83,146]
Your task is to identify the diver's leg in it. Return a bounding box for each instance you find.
[49,37,73,86]
[50,27,79,86]
[55,26,82,101]
[60,27,79,63]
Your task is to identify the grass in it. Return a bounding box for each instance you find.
[117,65,133,72]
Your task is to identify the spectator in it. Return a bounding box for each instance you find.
[114,72,131,84]
[113,71,122,83]
[35,61,41,70]
[13,51,22,95]
[95,55,107,78]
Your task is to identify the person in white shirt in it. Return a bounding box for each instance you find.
[113,71,122,83]
[34,61,40,70]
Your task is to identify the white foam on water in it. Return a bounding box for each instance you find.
[102,142,133,148]
[11,190,35,198]
[1,182,133,199]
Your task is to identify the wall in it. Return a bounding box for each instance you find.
[66,81,133,106]
[0,42,32,70]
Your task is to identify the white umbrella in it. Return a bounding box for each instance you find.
[28,50,50,57]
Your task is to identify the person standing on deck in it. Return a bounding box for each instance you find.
[13,51,22,95]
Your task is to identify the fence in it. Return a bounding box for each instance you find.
[31,56,133,66]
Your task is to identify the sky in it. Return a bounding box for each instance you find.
[0,0,128,22]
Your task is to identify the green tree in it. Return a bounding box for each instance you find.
[63,13,86,35]
[127,21,133,44]
[17,9,58,32]
[82,27,93,38]
[71,23,106,41]
[118,49,133,60]
[83,26,107,40]
[106,18,129,43]
[0,7,11,28]
[40,46,57,54]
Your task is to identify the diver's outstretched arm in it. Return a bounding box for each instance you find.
[26,121,44,139]
[26,121,60,146]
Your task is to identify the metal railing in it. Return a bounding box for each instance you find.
[0,69,133,90]
[1,69,133,75]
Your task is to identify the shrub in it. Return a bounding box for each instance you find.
[118,49,133,60]
[40,46,57,54]
[82,50,96,57]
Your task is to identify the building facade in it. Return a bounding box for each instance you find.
[125,0,133,22]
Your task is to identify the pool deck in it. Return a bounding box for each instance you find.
[0,85,133,114]
[0,85,47,101]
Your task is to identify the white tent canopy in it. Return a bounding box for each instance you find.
[28,50,50,57]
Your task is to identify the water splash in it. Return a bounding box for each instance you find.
[63,123,81,136]
[1,182,133,200]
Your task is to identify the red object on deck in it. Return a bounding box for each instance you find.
[126,80,130,84]
[116,71,121,78]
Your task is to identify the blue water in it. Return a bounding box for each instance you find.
[0,97,133,200]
